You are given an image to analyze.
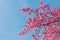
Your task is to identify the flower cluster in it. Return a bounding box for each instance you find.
[19,1,60,40]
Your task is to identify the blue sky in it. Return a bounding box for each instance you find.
[0,0,60,40]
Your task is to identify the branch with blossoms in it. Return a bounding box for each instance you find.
[19,1,60,40]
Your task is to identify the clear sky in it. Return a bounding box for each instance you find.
[0,0,60,40]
